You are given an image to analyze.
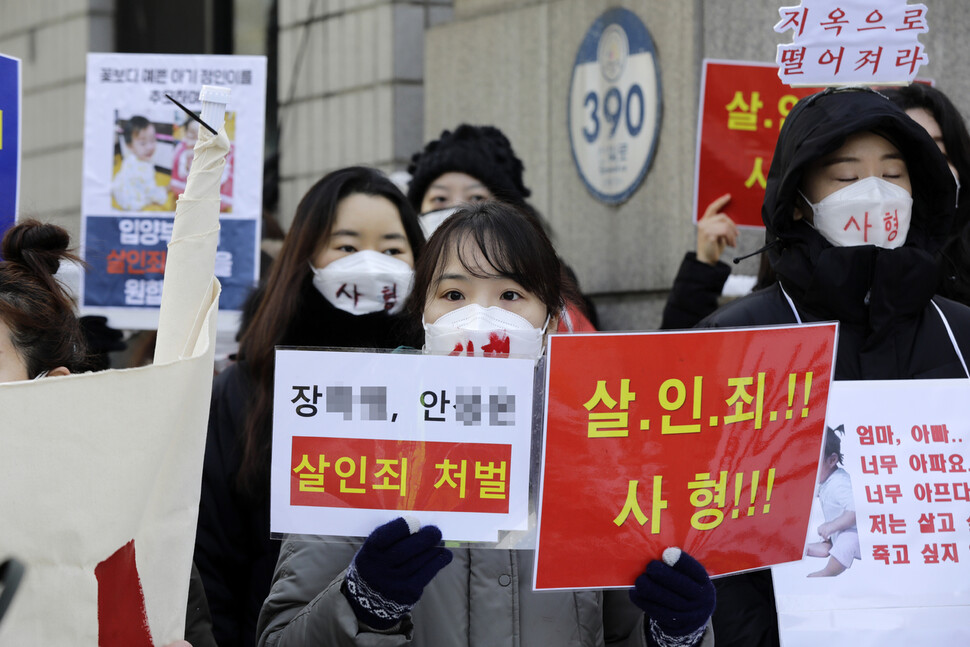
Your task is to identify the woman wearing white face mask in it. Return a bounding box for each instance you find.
[697,88,970,647]
[195,167,425,647]
[257,202,717,647]
[415,205,564,360]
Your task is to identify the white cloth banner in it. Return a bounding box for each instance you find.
[0,117,228,645]
[773,379,970,646]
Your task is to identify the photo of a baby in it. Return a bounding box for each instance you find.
[806,424,862,577]
[111,114,174,211]
[110,109,236,213]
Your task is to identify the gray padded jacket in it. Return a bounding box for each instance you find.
[257,536,714,647]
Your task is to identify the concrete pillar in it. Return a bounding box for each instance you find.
[275,0,453,230]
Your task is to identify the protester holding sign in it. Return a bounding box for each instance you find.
[698,87,970,646]
[257,201,715,647]
[195,166,425,647]
[660,194,741,330]
[882,83,970,307]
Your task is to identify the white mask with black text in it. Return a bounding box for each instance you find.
[801,176,913,249]
[423,304,549,359]
[310,250,413,315]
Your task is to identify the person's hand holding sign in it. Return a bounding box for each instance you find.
[629,547,715,647]
[342,517,453,630]
[696,193,739,266]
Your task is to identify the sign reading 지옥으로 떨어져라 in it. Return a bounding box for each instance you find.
[774,0,929,86]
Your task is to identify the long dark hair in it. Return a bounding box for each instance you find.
[236,167,425,495]
[883,84,970,304]
[406,201,566,326]
[882,83,970,233]
[0,220,88,378]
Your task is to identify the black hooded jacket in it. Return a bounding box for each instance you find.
[700,89,970,380]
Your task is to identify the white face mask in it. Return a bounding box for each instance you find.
[423,304,550,359]
[310,250,414,315]
[418,207,459,239]
[801,176,913,249]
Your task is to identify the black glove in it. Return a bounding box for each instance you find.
[629,547,715,647]
[343,517,453,629]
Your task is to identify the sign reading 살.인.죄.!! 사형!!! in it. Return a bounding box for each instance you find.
[535,324,838,590]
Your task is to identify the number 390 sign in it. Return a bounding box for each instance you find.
[568,8,662,205]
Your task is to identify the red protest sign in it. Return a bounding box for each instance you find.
[290,436,512,514]
[535,323,837,589]
[693,60,822,228]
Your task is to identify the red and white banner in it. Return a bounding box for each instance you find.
[535,324,837,589]
[271,349,537,543]
[693,60,822,229]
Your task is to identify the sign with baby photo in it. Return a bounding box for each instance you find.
[772,378,970,646]
[270,348,538,544]
[79,53,266,329]
[534,323,838,589]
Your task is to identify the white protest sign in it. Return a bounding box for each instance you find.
[80,53,266,330]
[773,379,970,646]
[270,349,537,543]
[774,0,929,86]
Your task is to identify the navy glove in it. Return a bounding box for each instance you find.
[629,547,716,647]
[343,517,453,629]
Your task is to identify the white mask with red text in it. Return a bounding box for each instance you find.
[310,250,413,315]
[801,176,913,249]
[423,304,549,359]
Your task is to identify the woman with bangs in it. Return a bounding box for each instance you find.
[257,201,715,647]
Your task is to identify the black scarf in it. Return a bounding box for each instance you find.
[280,276,420,350]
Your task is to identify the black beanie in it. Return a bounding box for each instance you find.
[406,124,531,212]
